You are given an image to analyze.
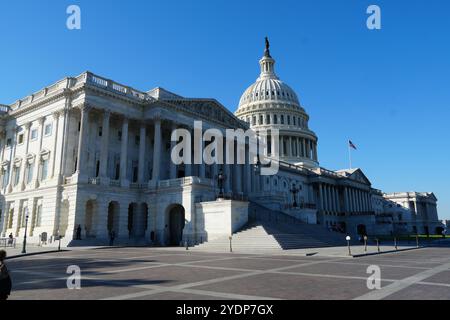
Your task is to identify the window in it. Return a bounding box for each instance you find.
[280,115,284,124]
[6,138,11,147]
[274,115,278,124]
[21,207,28,227]
[2,169,9,188]
[96,160,100,177]
[41,159,49,181]
[287,116,290,125]
[266,115,271,124]
[118,131,122,141]
[98,126,103,137]
[18,134,24,145]
[7,208,14,229]
[13,167,20,186]
[259,115,263,125]
[44,123,53,136]
[26,163,33,184]
[31,129,38,141]
[135,135,140,145]
[36,204,42,227]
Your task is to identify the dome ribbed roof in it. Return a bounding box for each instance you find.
[236,40,301,111]
[238,78,300,107]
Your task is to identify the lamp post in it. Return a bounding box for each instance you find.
[346,236,352,256]
[290,184,300,208]
[57,230,61,251]
[21,207,29,254]
[216,168,226,199]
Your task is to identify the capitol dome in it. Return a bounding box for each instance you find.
[235,39,319,168]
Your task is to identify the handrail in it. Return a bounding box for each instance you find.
[0,238,17,248]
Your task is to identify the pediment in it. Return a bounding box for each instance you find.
[348,169,372,186]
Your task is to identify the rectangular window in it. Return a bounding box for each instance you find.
[41,160,49,181]
[6,138,11,147]
[13,167,20,186]
[118,131,122,141]
[18,134,24,145]
[44,123,53,136]
[31,129,38,141]
[2,169,9,188]
[98,126,103,137]
[36,204,42,227]
[135,135,140,145]
[21,207,27,227]
[26,164,34,184]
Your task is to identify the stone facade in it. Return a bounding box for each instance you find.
[0,44,442,247]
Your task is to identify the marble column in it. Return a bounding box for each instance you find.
[288,136,292,157]
[280,136,285,156]
[170,122,177,179]
[350,188,355,212]
[302,138,306,157]
[99,111,111,182]
[335,187,340,212]
[76,107,89,173]
[306,139,311,159]
[313,142,318,161]
[199,139,206,179]
[138,122,147,184]
[50,112,60,179]
[32,117,47,187]
[152,117,161,182]
[234,154,242,194]
[319,184,325,211]
[20,122,32,190]
[343,187,349,212]
[119,117,129,186]
[245,144,252,195]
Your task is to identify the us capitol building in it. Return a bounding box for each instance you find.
[0,41,441,248]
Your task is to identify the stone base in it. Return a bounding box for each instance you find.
[195,199,249,242]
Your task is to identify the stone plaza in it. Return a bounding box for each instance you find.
[5,245,450,300]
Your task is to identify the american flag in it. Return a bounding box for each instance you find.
[349,140,357,150]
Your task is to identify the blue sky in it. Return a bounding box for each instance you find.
[0,0,449,218]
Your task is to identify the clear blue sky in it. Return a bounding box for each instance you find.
[1,0,449,218]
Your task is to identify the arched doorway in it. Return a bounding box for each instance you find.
[107,202,120,235]
[357,224,367,236]
[167,204,185,246]
[85,200,96,238]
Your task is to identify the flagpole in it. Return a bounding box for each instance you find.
[348,143,352,169]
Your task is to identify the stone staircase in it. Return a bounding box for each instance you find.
[192,201,348,252]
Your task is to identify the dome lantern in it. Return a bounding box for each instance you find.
[234,39,320,168]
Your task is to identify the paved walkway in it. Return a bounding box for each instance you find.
[5,246,450,300]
